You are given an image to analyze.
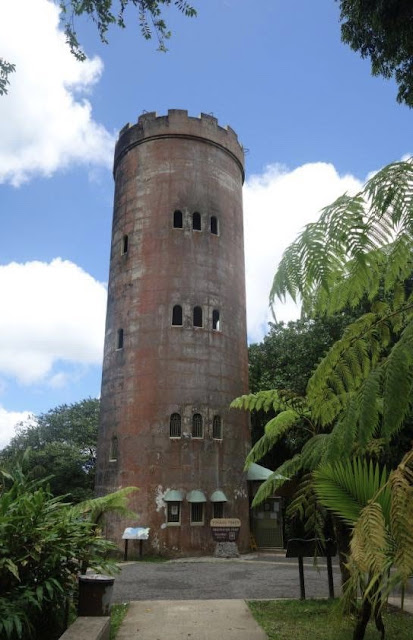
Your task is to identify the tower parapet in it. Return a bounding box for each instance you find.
[114,109,245,182]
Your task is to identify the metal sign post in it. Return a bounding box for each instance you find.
[286,538,337,600]
[122,527,150,560]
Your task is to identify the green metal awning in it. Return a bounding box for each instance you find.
[210,490,228,502]
[247,462,286,482]
[163,489,184,502]
[186,490,207,503]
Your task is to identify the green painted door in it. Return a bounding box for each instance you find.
[251,498,283,548]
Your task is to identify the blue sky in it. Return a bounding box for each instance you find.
[0,0,411,447]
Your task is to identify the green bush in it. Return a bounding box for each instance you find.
[0,465,122,639]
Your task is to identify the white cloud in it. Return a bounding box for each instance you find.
[0,0,115,185]
[243,162,363,342]
[0,259,107,384]
[0,406,34,449]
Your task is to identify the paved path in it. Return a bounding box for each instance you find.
[117,600,267,640]
[114,555,413,638]
[113,554,342,603]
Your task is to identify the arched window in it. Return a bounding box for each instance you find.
[193,306,203,327]
[192,211,201,231]
[192,413,203,438]
[110,435,118,461]
[173,210,183,228]
[213,415,222,439]
[210,216,218,235]
[213,502,224,518]
[117,328,124,350]
[172,305,183,326]
[121,234,128,255]
[212,309,220,331]
[170,413,181,438]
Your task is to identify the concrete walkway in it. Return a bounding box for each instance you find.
[116,600,267,640]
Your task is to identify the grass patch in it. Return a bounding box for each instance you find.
[248,599,412,639]
[110,603,129,639]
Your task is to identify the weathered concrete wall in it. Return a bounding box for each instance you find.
[96,110,250,555]
[59,617,110,640]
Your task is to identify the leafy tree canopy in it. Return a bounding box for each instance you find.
[0,398,100,501]
[248,316,353,471]
[0,0,197,95]
[234,159,413,505]
[337,0,413,107]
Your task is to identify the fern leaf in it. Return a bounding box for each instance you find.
[382,319,413,438]
[251,455,302,507]
[244,410,301,468]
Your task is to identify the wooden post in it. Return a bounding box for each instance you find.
[326,554,334,598]
[298,556,305,600]
[139,539,143,558]
[124,539,129,562]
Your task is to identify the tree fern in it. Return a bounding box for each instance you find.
[71,486,138,525]
[244,410,303,469]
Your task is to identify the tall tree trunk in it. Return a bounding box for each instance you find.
[353,599,372,640]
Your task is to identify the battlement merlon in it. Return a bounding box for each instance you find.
[113,109,245,183]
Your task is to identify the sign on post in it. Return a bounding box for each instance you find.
[210,518,241,542]
[286,538,337,600]
[122,527,150,560]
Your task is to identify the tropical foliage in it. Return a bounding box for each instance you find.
[314,451,413,639]
[0,398,100,502]
[337,0,413,107]
[234,159,413,638]
[0,458,137,640]
[234,159,413,504]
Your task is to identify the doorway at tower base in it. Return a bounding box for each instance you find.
[247,462,285,550]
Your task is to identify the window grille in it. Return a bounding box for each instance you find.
[192,211,201,231]
[170,413,181,438]
[212,309,220,331]
[121,234,128,254]
[213,502,224,518]
[212,415,222,439]
[193,306,203,327]
[167,502,181,524]
[210,216,218,235]
[172,305,183,325]
[192,413,203,438]
[173,210,183,228]
[191,502,204,524]
[110,435,118,461]
[117,328,124,349]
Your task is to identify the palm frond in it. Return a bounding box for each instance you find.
[313,458,390,526]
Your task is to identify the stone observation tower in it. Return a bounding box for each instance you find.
[96,109,250,555]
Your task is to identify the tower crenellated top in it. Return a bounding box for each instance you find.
[114,109,245,182]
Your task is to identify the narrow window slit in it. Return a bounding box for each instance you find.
[210,216,218,235]
[192,212,201,231]
[212,310,220,331]
[173,210,183,228]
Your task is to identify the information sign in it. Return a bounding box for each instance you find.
[210,518,241,542]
